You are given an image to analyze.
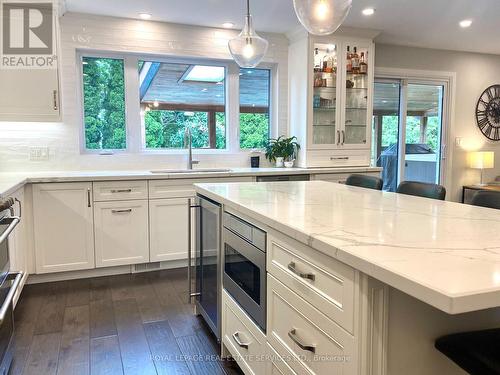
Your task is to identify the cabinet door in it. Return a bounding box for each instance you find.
[0,69,60,121]
[340,40,374,149]
[0,6,60,122]
[149,198,188,262]
[8,188,28,306]
[310,41,342,148]
[33,183,94,273]
[94,200,149,268]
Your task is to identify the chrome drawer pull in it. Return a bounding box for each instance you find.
[111,209,132,214]
[232,332,251,349]
[110,189,132,193]
[330,157,349,161]
[288,328,316,353]
[288,262,315,281]
[0,272,24,325]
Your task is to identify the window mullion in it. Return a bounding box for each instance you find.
[124,56,142,153]
[227,63,240,153]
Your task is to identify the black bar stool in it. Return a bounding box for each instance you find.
[397,181,446,200]
[345,174,383,191]
[435,328,500,375]
[470,190,500,209]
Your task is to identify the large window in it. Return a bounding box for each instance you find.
[139,62,226,149]
[239,68,271,149]
[82,57,126,150]
[80,54,274,152]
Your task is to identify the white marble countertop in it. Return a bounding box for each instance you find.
[0,166,381,198]
[195,181,500,314]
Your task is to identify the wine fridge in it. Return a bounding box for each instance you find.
[188,195,222,341]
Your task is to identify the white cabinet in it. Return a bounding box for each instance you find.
[267,275,357,375]
[149,198,189,262]
[289,32,375,168]
[0,5,61,122]
[94,200,149,267]
[222,290,267,375]
[33,183,94,273]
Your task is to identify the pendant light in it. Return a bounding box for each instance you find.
[228,0,269,68]
[293,0,352,35]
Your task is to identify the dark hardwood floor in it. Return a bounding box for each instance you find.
[11,268,243,375]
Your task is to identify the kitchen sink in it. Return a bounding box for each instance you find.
[150,168,232,174]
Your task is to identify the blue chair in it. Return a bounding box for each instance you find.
[345,174,383,191]
[436,328,500,375]
[470,190,500,209]
[397,181,446,200]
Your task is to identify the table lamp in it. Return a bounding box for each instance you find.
[469,151,495,185]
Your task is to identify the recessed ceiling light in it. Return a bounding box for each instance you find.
[362,8,375,16]
[139,13,152,20]
[459,19,472,28]
[222,22,235,28]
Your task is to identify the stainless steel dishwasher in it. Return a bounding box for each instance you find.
[256,174,310,182]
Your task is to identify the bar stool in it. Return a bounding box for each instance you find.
[397,181,446,200]
[470,190,500,209]
[435,328,500,375]
[345,174,383,191]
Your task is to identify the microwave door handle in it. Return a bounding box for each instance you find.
[0,272,23,325]
[0,217,19,245]
[188,197,201,303]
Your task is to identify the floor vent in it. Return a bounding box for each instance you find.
[133,262,161,273]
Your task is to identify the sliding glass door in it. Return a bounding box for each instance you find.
[373,79,446,191]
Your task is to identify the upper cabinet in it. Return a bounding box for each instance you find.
[0,4,61,122]
[290,33,375,168]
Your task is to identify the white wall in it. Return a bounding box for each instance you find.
[0,13,289,172]
[375,44,500,201]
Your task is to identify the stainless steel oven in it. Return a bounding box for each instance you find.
[0,198,23,375]
[188,195,222,341]
[223,212,266,331]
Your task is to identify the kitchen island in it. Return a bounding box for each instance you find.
[195,180,500,375]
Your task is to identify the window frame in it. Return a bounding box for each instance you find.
[238,65,274,150]
[77,51,130,154]
[76,50,276,155]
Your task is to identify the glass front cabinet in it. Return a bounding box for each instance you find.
[289,33,375,167]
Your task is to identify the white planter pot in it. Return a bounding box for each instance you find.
[275,157,284,168]
[284,160,294,168]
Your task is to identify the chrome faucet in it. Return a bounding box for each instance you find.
[184,127,199,170]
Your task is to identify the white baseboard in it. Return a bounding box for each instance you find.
[27,259,188,284]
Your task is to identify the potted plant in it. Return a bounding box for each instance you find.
[265,136,300,168]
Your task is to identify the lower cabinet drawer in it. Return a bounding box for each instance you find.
[267,275,357,375]
[223,290,266,375]
[307,150,370,168]
[267,343,297,375]
[94,200,149,267]
[268,234,356,334]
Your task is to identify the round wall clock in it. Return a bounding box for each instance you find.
[476,85,500,141]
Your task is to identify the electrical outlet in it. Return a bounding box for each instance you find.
[29,146,50,161]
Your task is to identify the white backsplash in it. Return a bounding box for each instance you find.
[0,13,287,172]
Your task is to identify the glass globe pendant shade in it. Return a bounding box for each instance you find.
[228,3,269,68]
[293,0,352,35]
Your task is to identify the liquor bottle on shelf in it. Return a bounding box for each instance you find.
[346,46,352,73]
[325,54,334,73]
[352,47,360,74]
[360,52,368,75]
[314,48,322,72]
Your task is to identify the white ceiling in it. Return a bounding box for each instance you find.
[65,0,500,55]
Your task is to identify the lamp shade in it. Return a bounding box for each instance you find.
[293,0,352,36]
[469,151,495,169]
